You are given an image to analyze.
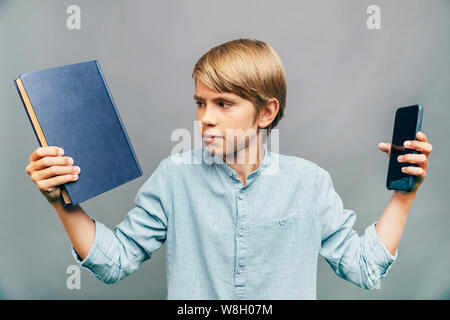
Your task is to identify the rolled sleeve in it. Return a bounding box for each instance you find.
[363,221,397,268]
[361,221,398,288]
[70,157,170,284]
[71,219,118,283]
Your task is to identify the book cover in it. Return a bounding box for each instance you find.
[14,60,143,207]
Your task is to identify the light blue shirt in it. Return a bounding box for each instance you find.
[72,143,397,299]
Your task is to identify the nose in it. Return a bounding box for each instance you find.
[199,105,218,127]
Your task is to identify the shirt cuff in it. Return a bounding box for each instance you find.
[71,219,116,279]
[364,221,398,271]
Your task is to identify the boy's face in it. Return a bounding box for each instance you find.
[194,79,260,158]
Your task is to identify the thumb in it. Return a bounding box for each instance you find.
[378,142,391,157]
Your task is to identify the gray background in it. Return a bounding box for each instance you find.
[0,0,448,299]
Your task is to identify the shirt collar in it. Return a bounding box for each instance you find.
[202,143,270,181]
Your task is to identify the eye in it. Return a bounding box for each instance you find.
[218,101,232,108]
[195,101,204,107]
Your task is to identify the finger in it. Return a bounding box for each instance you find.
[401,166,424,176]
[378,142,391,153]
[30,165,81,182]
[29,146,64,162]
[35,173,79,191]
[403,140,433,154]
[416,131,428,142]
[397,154,427,168]
[28,156,74,172]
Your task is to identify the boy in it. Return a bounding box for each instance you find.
[25,38,432,299]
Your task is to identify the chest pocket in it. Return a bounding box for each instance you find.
[246,211,318,265]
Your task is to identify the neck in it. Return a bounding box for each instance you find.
[223,135,265,186]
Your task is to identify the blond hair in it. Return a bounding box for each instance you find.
[192,38,286,136]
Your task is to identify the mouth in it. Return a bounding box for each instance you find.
[203,135,222,142]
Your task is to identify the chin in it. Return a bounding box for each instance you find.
[205,139,242,159]
[206,145,223,156]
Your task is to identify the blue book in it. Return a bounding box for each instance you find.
[14,60,143,207]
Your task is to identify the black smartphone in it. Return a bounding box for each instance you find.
[386,104,424,192]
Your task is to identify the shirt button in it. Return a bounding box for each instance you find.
[279,219,286,226]
[227,170,233,176]
[238,194,245,200]
[238,229,244,236]
[237,267,243,274]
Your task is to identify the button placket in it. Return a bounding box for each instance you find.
[234,191,248,293]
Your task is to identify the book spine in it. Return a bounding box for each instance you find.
[14,78,43,148]
[94,60,143,177]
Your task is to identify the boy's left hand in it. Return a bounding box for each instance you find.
[378,131,433,194]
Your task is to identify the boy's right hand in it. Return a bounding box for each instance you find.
[25,146,81,204]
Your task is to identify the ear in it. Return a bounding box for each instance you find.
[258,98,279,130]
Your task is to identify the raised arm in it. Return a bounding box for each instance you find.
[26,146,170,284]
[376,131,432,255]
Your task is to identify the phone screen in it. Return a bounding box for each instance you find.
[386,105,422,191]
